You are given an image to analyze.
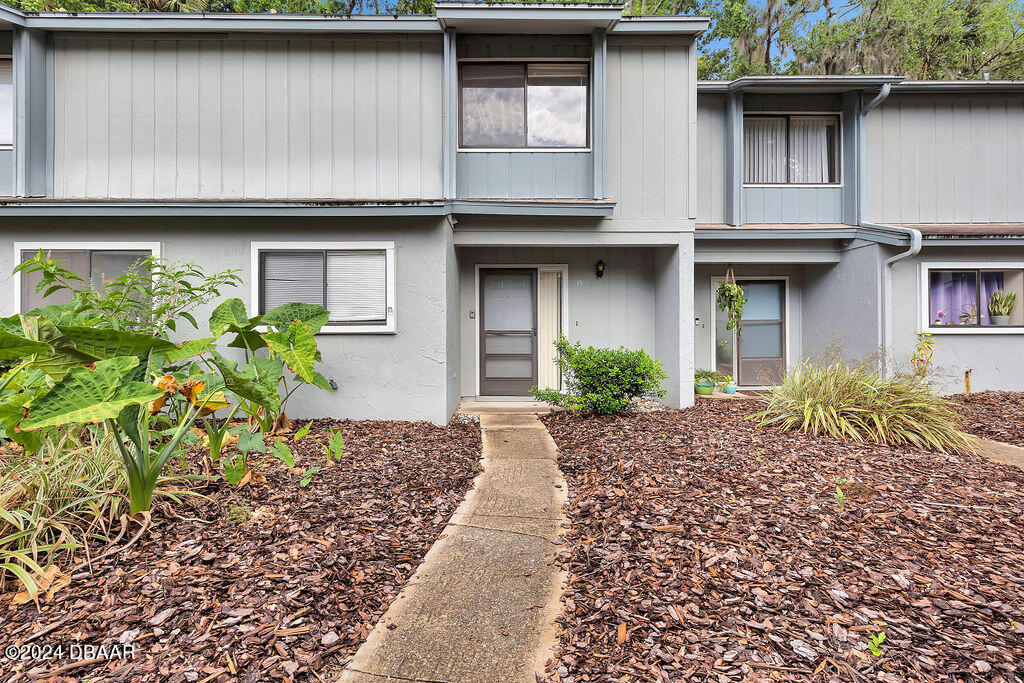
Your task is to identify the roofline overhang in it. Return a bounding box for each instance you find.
[697,75,905,94]
[0,198,616,218]
[891,80,1024,93]
[436,2,623,34]
[695,224,910,246]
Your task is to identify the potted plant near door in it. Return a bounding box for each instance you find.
[989,289,1017,326]
[695,369,719,395]
[716,270,747,334]
[720,374,738,394]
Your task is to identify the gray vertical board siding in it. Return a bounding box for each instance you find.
[866,93,1024,224]
[889,246,1024,393]
[0,149,11,195]
[0,216,455,424]
[456,34,590,59]
[606,36,692,222]
[455,151,592,199]
[456,245,658,396]
[52,36,444,200]
[696,94,725,223]
[841,92,859,225]
[742,187,843,223]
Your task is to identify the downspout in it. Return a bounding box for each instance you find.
[856,83,922,363]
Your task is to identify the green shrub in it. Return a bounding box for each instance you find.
[531,336,667,414]
[756,359,975,454]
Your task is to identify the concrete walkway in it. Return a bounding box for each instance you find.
[970,435,1024,469]
[339,413,567,683]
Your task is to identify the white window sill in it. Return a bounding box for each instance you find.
[458,148,591,153]
[743,183,843,189]
[924,326,1024,335]
[255,323,396,335]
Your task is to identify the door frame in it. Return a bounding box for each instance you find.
[709,275,791,389]
[475,263,569,397]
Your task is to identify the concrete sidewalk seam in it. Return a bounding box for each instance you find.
[342,666,452,683]
[445,521,558,542]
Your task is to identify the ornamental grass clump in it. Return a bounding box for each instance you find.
[756,359,975,454]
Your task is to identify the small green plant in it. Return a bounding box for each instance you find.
[910,331,937,378]
[223,452,250,486]
[531,337,667,415]
[716,281,747,332]
[694,369,722,384]
[989,289,1017,318]
[271,438,295,467]
[719,374,735,388]
[868,631,886,656]
[299,466,321,488]
[201,405,241,462]
[235,429,266,457]
[834,485,848,511]
[225,503,251,525]
[293,422,345,462]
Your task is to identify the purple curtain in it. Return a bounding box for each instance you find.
[929,271,1004,326]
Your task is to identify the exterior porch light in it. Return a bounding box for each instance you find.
[595,260,606,278]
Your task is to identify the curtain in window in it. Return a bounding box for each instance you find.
[262,252,325,313]
[743,118,786,183]
[0,59,11,147]
[789,117,831,184]
[326,250,387,322]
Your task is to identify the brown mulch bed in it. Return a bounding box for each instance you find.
[542,401,1024,682]
[0,418,480,682]
[949,391,1024,447]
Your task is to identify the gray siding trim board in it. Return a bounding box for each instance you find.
[591,27,606,199]
[13,26,48,197]
[456,151,593,199]
[742,186,843,224]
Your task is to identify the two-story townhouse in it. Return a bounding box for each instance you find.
[0,2,1021,423]
[695,77,1024,391]
[0,2,707,423]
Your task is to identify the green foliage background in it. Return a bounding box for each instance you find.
[9,0,1023,79]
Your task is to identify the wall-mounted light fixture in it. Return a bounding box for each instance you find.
[595,260,606,278]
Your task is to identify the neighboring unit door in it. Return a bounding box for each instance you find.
[480,269,538,395]
[736,280,787,386]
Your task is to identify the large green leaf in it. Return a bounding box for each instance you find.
[21,316,94,379]
[0,329,53,361]
[226,329,268,353]
[263,321,318,384]
[208,298,250,337]
[162,337,217,363]
[21,356,165,430]
[262,303,330,335]
[57,325,176,360]
[209,353,281,413]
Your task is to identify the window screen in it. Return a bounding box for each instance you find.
[260,249,389,325]
[744,114,840,184]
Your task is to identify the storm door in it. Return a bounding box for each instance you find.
[736,280,787,386]
[480,269,538,395]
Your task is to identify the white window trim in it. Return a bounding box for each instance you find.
[12,241,162,314]
[741,111,844,188]
[473,264,569,398]
[919,260,1024,335]
[250,241,396,335]
[709,275,792,389]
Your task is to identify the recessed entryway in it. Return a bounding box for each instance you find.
[712,277,789,387]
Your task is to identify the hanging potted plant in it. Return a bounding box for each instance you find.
[716,268,747,334]
[989,289,1017,326]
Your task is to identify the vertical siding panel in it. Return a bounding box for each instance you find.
[84,40,110,198]
[420,40,444,198]
[917,101,937,223]
[107,40,132,198]
[532,153,554,197]
[898,99,917,222]
[152,40,177,198]
[265,40,289,198]
[332,41,355,198]
[589,247,611,345]
[664,44,687,219]
[1007,98,1024,222]
[175,41,200,198]
[934,100,954,222]
[553,153,576,198]
[376,41,400,199]
[129,40,155,198]
[608,248,627,348]
[641,47,665,218]
[242,40,268,198]
[509,153,532,198]
[605,47,622,218]
[864,106,883,222]
[488,153,511,199]
[220,41,244,198]
[990,99,1008,221]
[286,41,311,198]
[880,103,900,222]
[197,40,223,199]
[952,100,971,223]
[970,101,990,222]
[308,40,333,198]
[617,46,643,219]
[397,41,422,199]
[52,42,67,196]
[466,153,488,197]
[353,41,377,198]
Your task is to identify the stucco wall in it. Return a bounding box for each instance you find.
[0,216,455,423]
[890,245,1024,392]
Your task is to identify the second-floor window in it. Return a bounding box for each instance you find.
[460,63,589,150]
[744,114,840,185]
[0,57,12,149]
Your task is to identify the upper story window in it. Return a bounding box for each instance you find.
[460,62,589,150]
[254,242,396,334]
[926,267,1023,330]
[0,57,12,149]
[744,114,840,185]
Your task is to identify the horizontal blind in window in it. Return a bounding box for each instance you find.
[262,252,325,313]
[326,250,387,323]
[744,117,787,183]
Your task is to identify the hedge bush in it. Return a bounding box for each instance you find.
[531,336,667,414]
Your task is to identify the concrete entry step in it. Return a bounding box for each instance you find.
[338,413,567,683]
[456,400,558,415]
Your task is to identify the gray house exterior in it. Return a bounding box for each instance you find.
[0,3,1021,423]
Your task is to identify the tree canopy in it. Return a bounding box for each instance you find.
[11,0,1024,80]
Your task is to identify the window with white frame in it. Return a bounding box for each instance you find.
[17,247,154,312]
[255,243,396,333]
[744,114,840,185]
[926,266,1024,329]
[459,62,590,149]
[0,57,11,149]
